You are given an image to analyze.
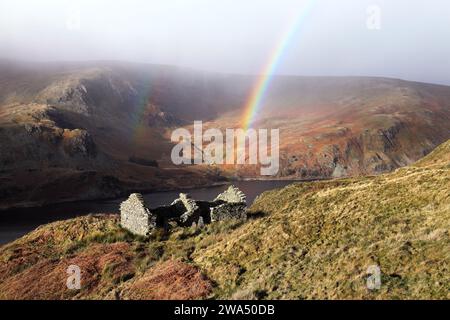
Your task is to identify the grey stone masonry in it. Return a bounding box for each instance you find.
[120,193,156,236]
[177,193,200,225]
[119,185,247,235]
[214,185,247,204]
[211,185,247,222]
[210,202,247,222]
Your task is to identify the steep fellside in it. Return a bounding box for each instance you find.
[193,139,450,299]
[0,62,241,209]
[1,61,449,209]
[203,77,450,179]
[0,139,448,299]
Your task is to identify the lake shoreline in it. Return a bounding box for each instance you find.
[0,180,230,212]
[0,177,326,212]
[0,180,309,245]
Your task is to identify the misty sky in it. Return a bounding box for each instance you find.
[1,0,450,85]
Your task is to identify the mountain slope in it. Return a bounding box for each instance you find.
[193,142,450,299]
[0,62,242,209]
[1,61,449,209]
[204,77,450,178]
[0,139,448,299]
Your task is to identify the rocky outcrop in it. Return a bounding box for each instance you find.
[119,186,247,236]
[144,103,185,127]
[62,129,97,158]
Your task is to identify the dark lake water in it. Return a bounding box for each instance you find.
[0,180,298,245]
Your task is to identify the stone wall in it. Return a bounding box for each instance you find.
[173,193,200,226]
[119,185,247,236]
[120,193,156,236]
[211,185,247,222]
[210,202,247,222]
[214,185,246,204]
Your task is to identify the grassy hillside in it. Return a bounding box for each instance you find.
[0,140,449,299]
[194,142,450,299]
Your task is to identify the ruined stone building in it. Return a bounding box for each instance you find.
[120,185,247,236]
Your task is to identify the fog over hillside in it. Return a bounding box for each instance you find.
[1,0,450,84]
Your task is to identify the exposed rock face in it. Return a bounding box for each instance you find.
[120,193,155,236]
[62,129,97,157]
[119,186,247,235]
[144,103,185,127]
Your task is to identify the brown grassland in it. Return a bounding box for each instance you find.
[0,139,449,299]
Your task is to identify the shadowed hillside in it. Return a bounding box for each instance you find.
[0,139,448,299]
[1,60,449,209]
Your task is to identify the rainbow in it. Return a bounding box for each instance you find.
[241,0,316,129]
[132,76,155,145]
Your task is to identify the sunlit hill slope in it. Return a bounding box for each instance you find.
[0,139,448,299]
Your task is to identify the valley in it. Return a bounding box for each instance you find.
[1,60,449,210]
